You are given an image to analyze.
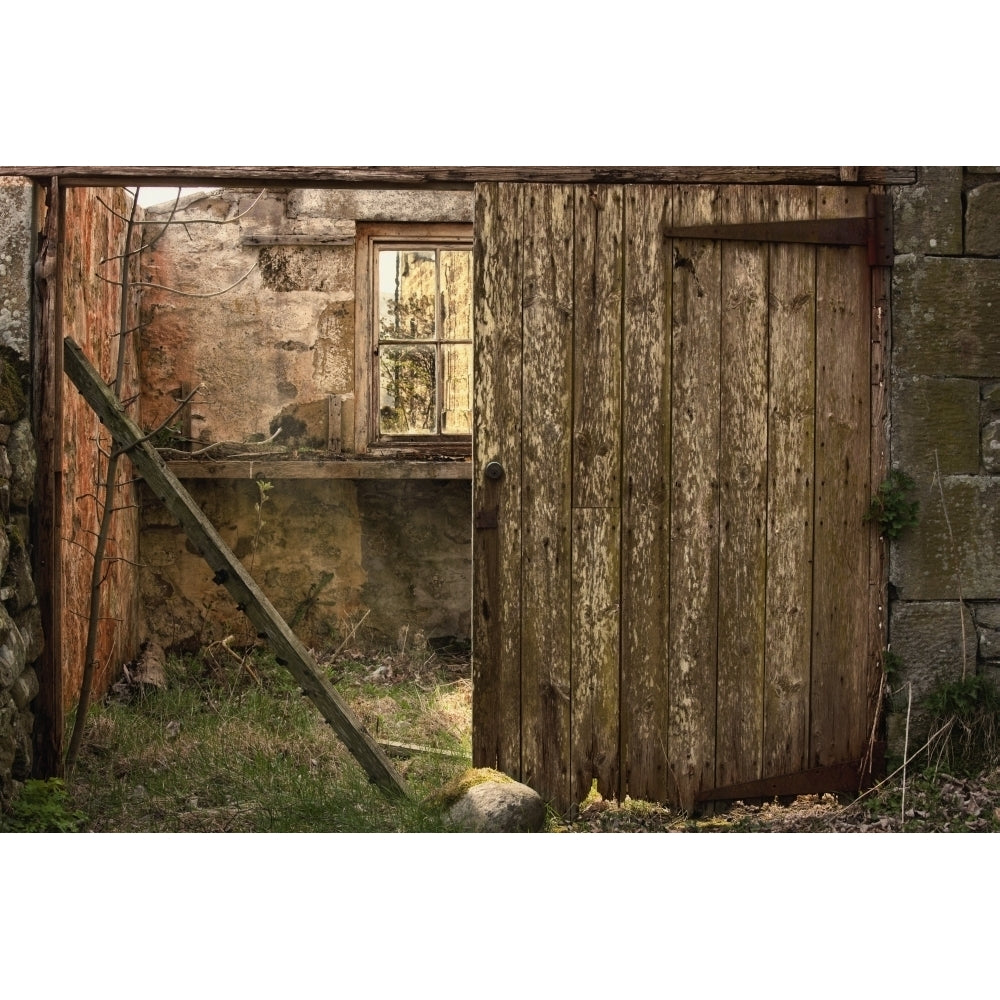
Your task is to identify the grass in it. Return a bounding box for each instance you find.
[61,644,473,833]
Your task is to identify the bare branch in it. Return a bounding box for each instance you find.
[112,384,204,459]
[98,261,259,299]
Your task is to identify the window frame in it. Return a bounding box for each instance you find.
[355,222,474,455]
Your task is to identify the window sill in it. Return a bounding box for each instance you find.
[165,455,472,481]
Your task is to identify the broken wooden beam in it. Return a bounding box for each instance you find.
[62,336,410,800]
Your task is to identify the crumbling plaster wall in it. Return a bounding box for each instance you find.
[137,188,474,653]
[888,166,1000,750]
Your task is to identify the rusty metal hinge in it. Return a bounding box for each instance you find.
[474,508,498,530]
[662,194,893,266]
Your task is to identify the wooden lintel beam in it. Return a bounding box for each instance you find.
[62,336,410,800]
[2,166,919,188]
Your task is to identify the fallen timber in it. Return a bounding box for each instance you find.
[63,336,410,799]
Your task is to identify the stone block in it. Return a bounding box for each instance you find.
[983,383,1000,472]
[890,375,980,474]
[886,600,977,754]
[287,188,473,223]
[892,255,1000,376]
[966,182,1000,256]
[891,475,1000,599]
[0,178,34,361]
[974,603,1000,663]
[892,167,963,255]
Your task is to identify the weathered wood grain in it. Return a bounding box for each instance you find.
[472,182,524,775]
[763,185,817,778]
[811,186,871,767]
[571,506,621,802]
[715,184,769,790]
[63,336,410,799]
[668,184,722,810]
[569,185,623,803]
[5,166,918,188]
[572,185,623,509]
[866,235,892,775]
[30,179,64,778]
[621,185,672,803]
[519,184,574,806]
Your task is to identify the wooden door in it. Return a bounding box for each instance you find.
[472,181,886,812]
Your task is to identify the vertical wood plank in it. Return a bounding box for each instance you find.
[763,185,817,778]
[866,216,892,779]
[520,184,574,806]
[621,185,672,803]
[472,182,523,775]
[31,178,65,778]
[811,185,871,767]
[570,185,623,804]
[715,185,769,790]
[571,506,621,801]
[668,184,721,810]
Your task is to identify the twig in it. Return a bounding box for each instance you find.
[901,683,912,827]
[934,448,969,679]
[331,610,372,660]
[99,261,258,299]
[113,383,203,458]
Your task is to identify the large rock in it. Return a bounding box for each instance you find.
[433,768,546,832]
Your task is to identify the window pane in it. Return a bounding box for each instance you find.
[440,249,473,341]
[379,345,436,435]
[378,249,436,341]
[442,342,472,433]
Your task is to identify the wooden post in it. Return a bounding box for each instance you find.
[62,336,410,799]
[31,178,64,778]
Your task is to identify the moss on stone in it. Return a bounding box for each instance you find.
[423,766,515,809]
[0,358,26,424]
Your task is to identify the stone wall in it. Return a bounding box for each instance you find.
[0,178,43,804]
[889,166,1000,750]
[137,188,473,653]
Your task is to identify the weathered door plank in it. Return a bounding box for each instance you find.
[520,184,574,804]
[472,182,524,775]
[811,186,872,767]
[668,184,722,810]
[715,184,770,789]
[620,185,673,803]
[62,337,410,799]
[763,185,817,777]
[570,185,623,803]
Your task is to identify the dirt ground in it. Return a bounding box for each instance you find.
[559,766,1000,833]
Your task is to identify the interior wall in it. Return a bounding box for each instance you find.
[137,188,473,653]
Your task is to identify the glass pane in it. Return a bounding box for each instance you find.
[441,342,472,433]
[378,249,436,341]
[379,345,436,435]
[440,249,473,341]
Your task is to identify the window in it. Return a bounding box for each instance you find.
[356,224,473,453]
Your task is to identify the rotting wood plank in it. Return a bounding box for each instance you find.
[2,166,918,188]
[620,185,672,804]
[668,184,722,811]
[30,178,65,778]
[715,184,769,790]
[762,186,817,779]
[570,185,623,804]
[866,231,892,779]
[811,186,872,768]
[62,337,409,799]
[519,183,574,807]
[473,182,523,776]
